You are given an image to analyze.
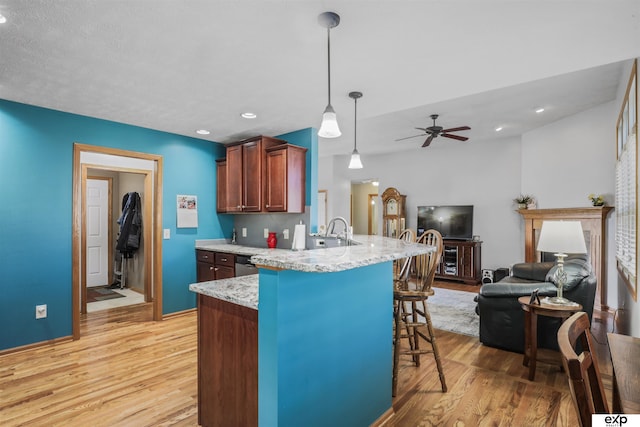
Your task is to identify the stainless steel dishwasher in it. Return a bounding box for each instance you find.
[235,254,258,276]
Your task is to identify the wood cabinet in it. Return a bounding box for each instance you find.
[264,144,307,213]
[381,187,407,238]
[196,250,235,282]
[436,240,482,285]
[216,159,227,213]
[224,136,286,213]
[197,294,258,427]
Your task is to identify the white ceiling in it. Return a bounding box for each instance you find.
[1,1,639,158]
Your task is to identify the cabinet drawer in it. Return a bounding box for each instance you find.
[215,265,235,280]
[197,250,215,264]
[215,252,235,267]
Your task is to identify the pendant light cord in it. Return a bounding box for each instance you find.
[327,27,331,106]
[353,96,357,150]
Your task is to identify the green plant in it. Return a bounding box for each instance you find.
[514,194,533,204]
[588,194,605,206]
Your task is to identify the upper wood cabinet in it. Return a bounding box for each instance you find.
[265,144,307,213]
[216,159,227,213]
[224,136,284,213]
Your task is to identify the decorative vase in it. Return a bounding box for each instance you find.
[267,232,277,248]
[517,203,527,209]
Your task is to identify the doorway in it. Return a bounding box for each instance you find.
[350,180,380,235]
[72,144,163,340]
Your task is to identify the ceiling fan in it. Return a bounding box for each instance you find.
[396,114,471,147]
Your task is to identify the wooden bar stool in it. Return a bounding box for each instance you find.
[392,229,447,397]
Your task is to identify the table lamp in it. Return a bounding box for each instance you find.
[536,220,587,305]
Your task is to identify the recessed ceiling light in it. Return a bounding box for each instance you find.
[372,181,379,187]
[0,14,7,24]
[535,107,545,114]
[196,129,210,135]
[241,112,257,119]
[495,126,503,132]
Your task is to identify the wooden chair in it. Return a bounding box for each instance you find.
[393,229,415,287]
[557,312,609,427]
[392,229,446,396]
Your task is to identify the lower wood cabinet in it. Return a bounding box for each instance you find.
[435,240,482,285]
[196,250,235,282]
[198,294,258,427]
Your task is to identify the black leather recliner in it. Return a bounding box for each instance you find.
[475,255,596,353]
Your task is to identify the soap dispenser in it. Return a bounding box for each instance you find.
[231,228,237,244]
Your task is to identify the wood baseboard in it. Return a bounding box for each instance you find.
[0,335,73,356]
[162,307,196,319]
[370,407,394,426]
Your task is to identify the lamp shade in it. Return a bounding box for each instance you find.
[348,149,363,169]
[318,104,341,138]
[536,221,587,254]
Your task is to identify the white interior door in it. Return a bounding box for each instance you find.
[86,179,109,287]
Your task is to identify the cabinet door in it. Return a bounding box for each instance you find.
[226,145,243,212]
[215,266,235,280]
[265,148,287,211]
[216,159,227,213]
[197,261,217,282]
[242,140,262,212]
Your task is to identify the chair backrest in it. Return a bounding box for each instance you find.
[414,229,443,293]
[557,312,609,426]
[394,229,415,285]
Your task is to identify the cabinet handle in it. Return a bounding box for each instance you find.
[203,255,208,259]
[214,267,219,271]
[221,258,227,262]
[266,204,270,208]
[209,266,214,270]
[237,205,241,209]
[242,205,246,209]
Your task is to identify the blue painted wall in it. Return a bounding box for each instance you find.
[258,264,393,426]
[0,99,231,350]
[276,128,319,232]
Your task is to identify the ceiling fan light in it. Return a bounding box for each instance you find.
[348,149,363,169]
[318,104,341,138]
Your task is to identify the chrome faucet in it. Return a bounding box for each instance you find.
[325,216,350,239]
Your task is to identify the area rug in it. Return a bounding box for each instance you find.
[426,287,479,337]
[87,287,125,303]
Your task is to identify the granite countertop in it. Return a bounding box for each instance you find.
[190,235,434,309]
[251,234,433,273]
[196,234,433,274]
[189,274,258,310]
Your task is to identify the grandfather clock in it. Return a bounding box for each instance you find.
[381,187,406,238]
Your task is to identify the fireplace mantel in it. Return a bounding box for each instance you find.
[518,206,614,311]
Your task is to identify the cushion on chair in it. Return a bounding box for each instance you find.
[545,257,591,291]
[511,262,555,282]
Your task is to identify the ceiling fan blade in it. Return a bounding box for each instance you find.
[441,126,471,133]
[442,133,469,141]
[415,127,429,132]
[395,134,424,142]
[422,135,435,147]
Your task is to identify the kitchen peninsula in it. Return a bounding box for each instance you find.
[190,235,433,427]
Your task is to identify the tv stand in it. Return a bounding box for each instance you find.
[436,240,482,285]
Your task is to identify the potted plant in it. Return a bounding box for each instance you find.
[514,194,533,209]
[588,194,605,206]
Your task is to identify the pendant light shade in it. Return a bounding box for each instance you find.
[348,91,363,169]
[318,12,341,138]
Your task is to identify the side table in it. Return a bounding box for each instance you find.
[518,296,582,381]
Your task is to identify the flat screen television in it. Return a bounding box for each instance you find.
[417,205,474,240]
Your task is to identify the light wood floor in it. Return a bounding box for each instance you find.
[1,290,616,427]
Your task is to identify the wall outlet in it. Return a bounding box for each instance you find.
[35,304,47,319]
[264,228,269,238]
[283,229,289,240]
[242,227,247,237]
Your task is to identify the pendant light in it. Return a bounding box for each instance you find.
[348,91,363,169]
[317,12,341,138]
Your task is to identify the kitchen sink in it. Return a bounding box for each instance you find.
[306,235,361,249]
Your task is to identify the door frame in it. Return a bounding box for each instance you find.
[73,143,163,339]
